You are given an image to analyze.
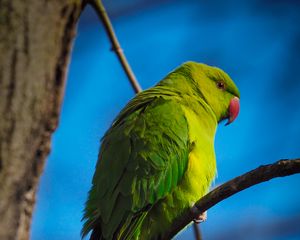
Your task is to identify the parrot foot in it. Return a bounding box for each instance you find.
[191,207,207,224]
[193,211,207,224]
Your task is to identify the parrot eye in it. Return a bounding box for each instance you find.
[217,81,225,90]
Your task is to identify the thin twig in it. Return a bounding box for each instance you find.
[90,0,142,93]
[192,223,202,240]
[162,158,300,239]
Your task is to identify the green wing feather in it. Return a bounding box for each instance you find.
[82,88,190,239]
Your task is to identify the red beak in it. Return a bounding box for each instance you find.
[225,97,240,125]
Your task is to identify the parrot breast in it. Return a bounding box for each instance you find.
[138,103,218,239]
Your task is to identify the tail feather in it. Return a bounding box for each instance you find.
[90,225,103,240]
[85,211,148,240]
[116,211,148,240]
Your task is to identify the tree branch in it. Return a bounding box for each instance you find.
[162,158,300,239]
[90,0,142,93]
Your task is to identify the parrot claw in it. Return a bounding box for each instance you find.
[193,211,207,224]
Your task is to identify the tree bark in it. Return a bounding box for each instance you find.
[0,1,81,239]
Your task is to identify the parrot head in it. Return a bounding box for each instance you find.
[187,61,240,125]
[162,62,240,125]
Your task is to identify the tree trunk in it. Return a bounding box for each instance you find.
[0,1,82,239]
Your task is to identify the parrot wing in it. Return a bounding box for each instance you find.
[82,92,190,239]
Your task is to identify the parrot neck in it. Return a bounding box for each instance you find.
[187,96,218,138]
[158,73,225,124]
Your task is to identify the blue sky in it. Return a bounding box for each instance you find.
[32,1,300,239]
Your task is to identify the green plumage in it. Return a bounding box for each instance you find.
[82,62,240,239]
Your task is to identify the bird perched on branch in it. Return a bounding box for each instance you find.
[82,62,240,239]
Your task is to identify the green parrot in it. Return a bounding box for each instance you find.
[82,62,240,240]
